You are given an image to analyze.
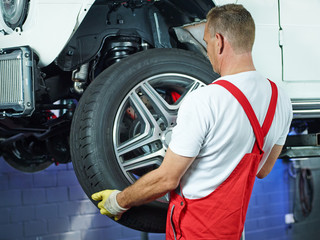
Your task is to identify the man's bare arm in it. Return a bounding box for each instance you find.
[257,144,283,179]
[117,148,195,208]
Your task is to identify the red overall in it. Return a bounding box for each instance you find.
[166,80,278,240]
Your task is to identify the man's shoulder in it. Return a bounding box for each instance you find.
[275,84,292,108]
[271,83,293,124]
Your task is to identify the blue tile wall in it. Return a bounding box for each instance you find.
[0,158,165,240]
[245,159,292,240]
[1,156,319,240]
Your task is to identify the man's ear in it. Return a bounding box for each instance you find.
[215,33,224,54]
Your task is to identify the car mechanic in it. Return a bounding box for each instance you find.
[92,4,293,239]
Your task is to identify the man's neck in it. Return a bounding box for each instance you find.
[219,51,256,77]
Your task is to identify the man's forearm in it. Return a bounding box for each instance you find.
[93,148,194,218]
[116,148,195,209]
[116,168,177,208]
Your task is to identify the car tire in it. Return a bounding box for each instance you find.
[1,139,52,173]
[70,48,218,233]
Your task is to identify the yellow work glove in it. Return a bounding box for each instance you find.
[91,189,129,221]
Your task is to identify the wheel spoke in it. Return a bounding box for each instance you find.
[130,90,161,133]
[183,80,206,97]
[141,81,179,126]
[117,134,161,157]
[122,149,165,172]
[116,91,162,156]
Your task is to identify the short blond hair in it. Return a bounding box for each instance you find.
[206,4,255,53]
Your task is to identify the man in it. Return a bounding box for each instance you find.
[92,4,292,239]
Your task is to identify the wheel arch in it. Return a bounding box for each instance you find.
[55,0,214,72]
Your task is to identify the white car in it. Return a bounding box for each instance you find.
[0,0,319,233]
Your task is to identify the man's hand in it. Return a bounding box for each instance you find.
[91,189,129,221]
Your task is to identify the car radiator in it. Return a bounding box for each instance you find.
[0,47,34,117]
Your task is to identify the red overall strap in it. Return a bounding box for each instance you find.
[213,79,278,152]
[262,80,278,136]
[213,80,263,152]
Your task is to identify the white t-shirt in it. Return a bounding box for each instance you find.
[169,71,292,199]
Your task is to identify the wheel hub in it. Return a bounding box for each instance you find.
[161,128,173,149]
[113,72,207,185]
